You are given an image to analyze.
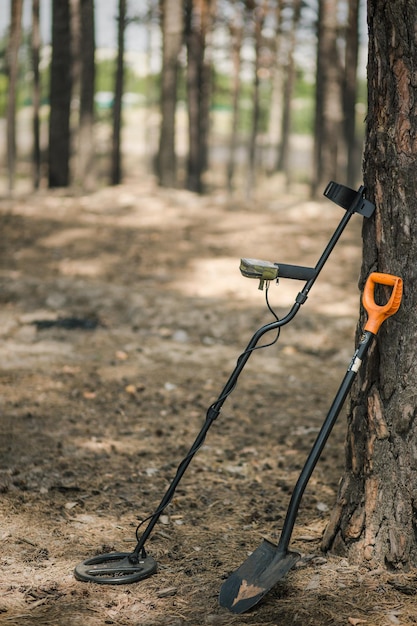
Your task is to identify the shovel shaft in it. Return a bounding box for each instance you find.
[277,330,373,551]
[219,274,402,613]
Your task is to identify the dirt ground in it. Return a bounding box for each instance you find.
[1,178,417,626]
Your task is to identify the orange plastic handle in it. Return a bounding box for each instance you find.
[362,272,403,334]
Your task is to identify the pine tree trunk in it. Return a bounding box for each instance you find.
[246,0,267,199]
[311,0,344,197]
[48,0,72,188]
[77,0,96,190]
[343,0,360,188]
[111,0,126,186]
[267,0,284,175]
[31,0,41,189]
[6,0,23,192]
[185,0,213,194]
[226,11,243,194]
[157,0,183,188]
[322,0,417,570]
[277,0,301,185]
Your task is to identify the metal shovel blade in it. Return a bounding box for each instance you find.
[219,539,300,614]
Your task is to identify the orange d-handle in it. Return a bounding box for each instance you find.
[362,272,403,335]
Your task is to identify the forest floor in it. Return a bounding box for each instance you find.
[1,177,417,625]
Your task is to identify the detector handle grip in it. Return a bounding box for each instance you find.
[276,263,317,281]
[362,272,403,334]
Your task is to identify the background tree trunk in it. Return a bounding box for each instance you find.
[48,0,72,188]
[277,0,302,185]
[31,0,41,190]
[110,0,126,186]
[343,0,360,188]
[185,0,213,194]
[226,2,244,194]
[322,0,417,570]
[6,0,23,193]
[157,0,183,188]
[77,0,96,190]
[245,0,267,199]
[267,0,284,175]
[311,0,344,197]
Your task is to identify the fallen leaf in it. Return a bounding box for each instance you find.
[348,618,367,625]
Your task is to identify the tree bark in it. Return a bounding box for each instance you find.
[48,0,72,188]
[6,0,23,193]
[323,0,417,570]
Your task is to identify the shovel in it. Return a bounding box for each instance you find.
[219,271,403,614]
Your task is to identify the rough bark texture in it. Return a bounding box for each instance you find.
[322,0,417,571]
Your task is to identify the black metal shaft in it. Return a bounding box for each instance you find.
[277,330,374,553]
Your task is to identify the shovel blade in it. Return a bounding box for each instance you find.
[219,539,300,614]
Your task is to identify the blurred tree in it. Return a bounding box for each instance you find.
[311,0,344,197]
[77,0,96,190]
[6,0,23,192]
[267,0,284,175]
[246,0,268,198]
[48,0,72,187]
[31,0,41,189]
[225,0,245,193]
[111,0,126,185]
[276,0,302,184]
[185,0,214,193]
[156,0,183,188]
[343,0,361,187]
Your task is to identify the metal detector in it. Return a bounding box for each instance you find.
[74,182,375,585]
